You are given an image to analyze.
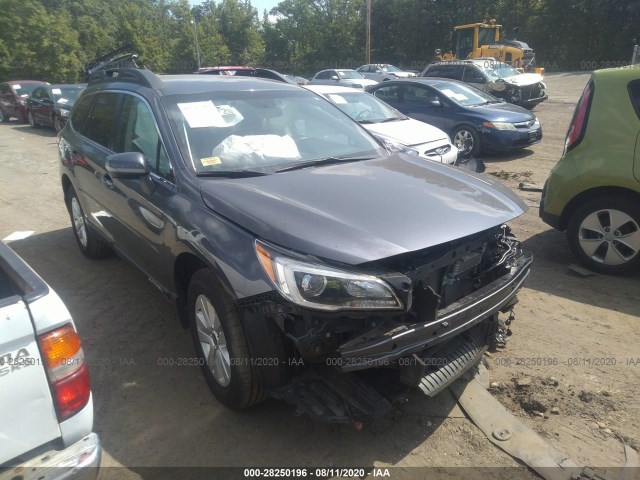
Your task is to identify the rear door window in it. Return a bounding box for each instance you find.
[83,93,121,149]
[70,93,95,133]
[629,80,640,120]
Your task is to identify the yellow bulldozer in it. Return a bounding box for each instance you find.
[435,20,542,73]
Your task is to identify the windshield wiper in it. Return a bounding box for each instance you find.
[275,155,375,173]
[196,169,270,178]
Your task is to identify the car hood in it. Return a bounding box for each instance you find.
[199,154,526,265]
[343,79,378,87]
[392,71,416,78]
[364,118,449,146]
[501,73,544,87]
[472,101,537,122]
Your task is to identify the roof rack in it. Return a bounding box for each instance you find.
[87,68,163,90]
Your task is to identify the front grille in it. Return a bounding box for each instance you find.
[513,119,536,129]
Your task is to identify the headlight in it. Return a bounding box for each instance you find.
[381,138,419,156]
[483,121,517,131]
[59,109,70,117]
[255,241,402,311]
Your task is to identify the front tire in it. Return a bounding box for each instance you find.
[53,115,64,133]
[452,125,481,157]
[0,109,8,123]
[188,269,266,409]
[65,186,113,258]
[567,197,640,275]
[28,111,39,128]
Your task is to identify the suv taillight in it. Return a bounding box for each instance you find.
[38,324,91,421]
[565,81,593,153]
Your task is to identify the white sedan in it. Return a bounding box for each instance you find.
[306,84,458,165]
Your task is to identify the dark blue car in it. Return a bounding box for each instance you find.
[367,78,542,156]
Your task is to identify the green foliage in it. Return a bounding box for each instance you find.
[0,0,636,82]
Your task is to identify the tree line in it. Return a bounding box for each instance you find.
[0,0,636,83]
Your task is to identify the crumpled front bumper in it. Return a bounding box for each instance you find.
[337,252,532,371]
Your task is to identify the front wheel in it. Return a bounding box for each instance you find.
[452,125,481,157]
[28,111,38,128]
[567,197,640,275]
[188,269,266,409]
[66,186,113,258]
[0,109,8,123]
[53,115,64,133]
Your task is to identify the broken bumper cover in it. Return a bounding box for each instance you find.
[337,252,532,371]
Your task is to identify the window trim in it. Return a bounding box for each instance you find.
[113,90,176,186]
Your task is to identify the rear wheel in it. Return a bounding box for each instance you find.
[567,197,640,275]
[0,109,8,123]
[452,125,481,157]
[188,269,266,409]
[66,186,113,258]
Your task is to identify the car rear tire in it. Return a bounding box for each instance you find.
[53,115,63,133]
[567,196,640,275]
[65,186,113,259]
[452,125,481,157]
[28,111,39,128]
[0,109,8,123]
[188,269,267,410]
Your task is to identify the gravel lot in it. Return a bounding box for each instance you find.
[0,72,637,478]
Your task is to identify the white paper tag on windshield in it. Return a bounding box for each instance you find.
[13,84,21,90]
[178,101,225,128]
[57,98,68,104]
[453,93,468,101]
[441,89,456,98]
[328,94,347,104]
[52,88,62,95]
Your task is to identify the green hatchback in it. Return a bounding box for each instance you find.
[540,67,640,274]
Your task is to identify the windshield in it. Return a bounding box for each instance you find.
[381,65,401,73]
[321,90,405,123]
[163,89,384,174]
[485,63,520,80]
[337,70,364,79]
[431,81,498,107]
[51,86,85,106]
[12,83,40,96]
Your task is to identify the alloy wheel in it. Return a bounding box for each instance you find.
[578,208,640,266]
[71,197,88,248]
[195,294,231,387]
[454,129,474,154]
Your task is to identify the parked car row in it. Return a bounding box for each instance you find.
[0,80,86,132]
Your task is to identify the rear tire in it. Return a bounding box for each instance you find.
[0,109,8,123]
[567,196,640,275]
[65,186,113,259]
[452,125,481,157]
[188,269,267,409]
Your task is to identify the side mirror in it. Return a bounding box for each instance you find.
[331,75,340,81]
[428,100,441,108]
[41,98,51,104]
[106,152,149,178]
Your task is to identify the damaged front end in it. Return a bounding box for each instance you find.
[253,224,531,422]
[488,74,548,108]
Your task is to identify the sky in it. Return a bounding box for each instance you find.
[191,0,280,16]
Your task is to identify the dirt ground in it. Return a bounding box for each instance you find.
[0,72,638,479]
